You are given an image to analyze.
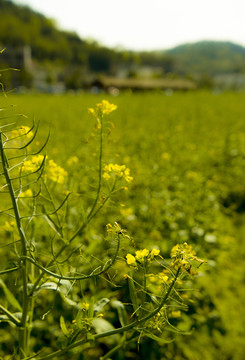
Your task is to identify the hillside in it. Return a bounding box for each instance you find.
[0,0,124,70]
[166,40,245,75]
[1,0,245,90]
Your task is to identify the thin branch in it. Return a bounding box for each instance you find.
[20,235,120,281]
[0,304,21,326]
[0,266,19,275]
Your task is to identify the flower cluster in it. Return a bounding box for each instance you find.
[2,220,16,233]
[22,156,67,184]
[46,159,68,184]
[126,248,160,267]
[171,242,206,272]
[103,163,133,183]
[0,221,18,238]
[10,126,33,139]
[148,271,169,286]
[22,155,44,173]
[67,156,79,167]
[88,100,117,117]
[106,222,128,237]
[19,189,33,198]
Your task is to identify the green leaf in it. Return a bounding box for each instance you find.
[31,281,60,296]
[0,279,22,311]
[31,281,79,308]
[165,325,193,335]
[94,298,110,314]
[92,318,119,346]
[38,281,59,291]
[42,213,63,240]
[92,317,115,333]
[142,330,174,344]
[110,300,129,327]
[60,316,69,336]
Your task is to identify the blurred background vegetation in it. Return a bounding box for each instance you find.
[1,0,245,92]
[1,92,245,360]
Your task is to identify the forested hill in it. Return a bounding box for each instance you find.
[0,0,126,71]
[1,0,245,90]
[0,0,176,76]
[1,0,245,76]
[166,41,245,75]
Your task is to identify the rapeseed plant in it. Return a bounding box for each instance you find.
[0,93,205,360]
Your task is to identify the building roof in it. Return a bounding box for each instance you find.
[92,76,196,91]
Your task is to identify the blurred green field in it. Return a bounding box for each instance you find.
[1,91,245,359]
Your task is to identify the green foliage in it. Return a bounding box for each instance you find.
[0,90,207,360]
[0,91,244,359]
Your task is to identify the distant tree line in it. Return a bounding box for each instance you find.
[1,0,245,90]
[0,0,173,85]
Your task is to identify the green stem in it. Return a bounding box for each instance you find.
[100,342,124,360]
[140,265,147,315]
[100,335,138,360]
[0,266,19,275]
[31,268,181,360]
[29,178,116,297]
[0,132,29,358]
[26,262,35,356]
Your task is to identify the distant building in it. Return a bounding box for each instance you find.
[90,76,196,93]
[0,45,32,70]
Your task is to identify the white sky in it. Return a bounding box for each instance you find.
[13,0,245,51]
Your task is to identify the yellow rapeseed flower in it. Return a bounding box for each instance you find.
[82,302,90,310]
[103,172,111,181]
[159,273,169,283]
[150,248,160,259]
[161,152,171,161]
[19,189,33,198]
[22,156,67,184]
[170,310,181,318]
[103,163,133,183]
[67,156,79,166]
[22,155,45,173]
[46,160,68,184]
[126,254,137,266]
[171,242,206,271]
[3,221,16,232]
[10,126,33,140]
[120,207,133,218]
[123,167,133,182]
[88,100,117,117]
[135,249,149,263]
